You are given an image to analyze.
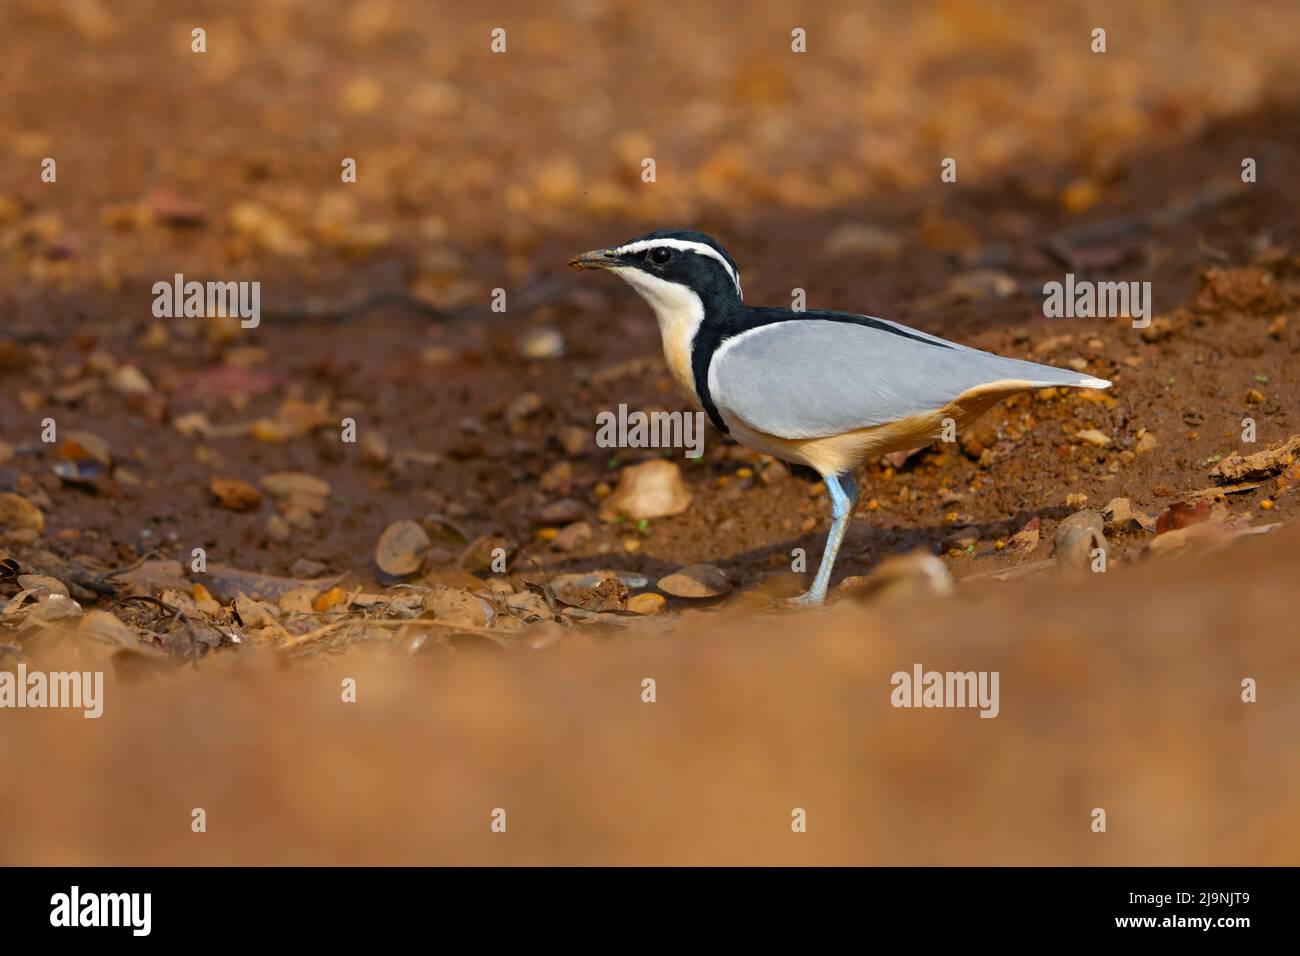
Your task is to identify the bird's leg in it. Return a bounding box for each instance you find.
[791,470,860,606]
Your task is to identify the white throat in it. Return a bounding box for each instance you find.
[611,267,705,406]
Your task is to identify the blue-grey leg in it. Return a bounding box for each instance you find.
[791,470,860,606]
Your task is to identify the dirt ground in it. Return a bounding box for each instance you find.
[2,0,1299,865]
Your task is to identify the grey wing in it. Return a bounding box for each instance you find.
[707,318,1108,440]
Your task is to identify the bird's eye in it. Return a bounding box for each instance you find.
[650,247,672,264]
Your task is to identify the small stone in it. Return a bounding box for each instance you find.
[599,460,693,522]
[1076,428,1111,447]
[361,430,390,467]
[1054,510,1107,574]
[114,559,188,594]
[1245,388,1265,405]
[422,586,491,628]
[279,586,318,614]
[1140,317,1175,342]
[558,426,589,456]
[1005,516,1040,554]
[505,392,542,431]
[17,574,69,598]
[375,519,431,577]
[261,471,329,499]
[506,592,551,618]
[539,460,573,494]
[59,430,113,466]
[552,521,593,552]
[483,578,514,599]
[534,498,586,525]
[111,365,153,395]
[759,459,790,484]
[657,563,731,599]
[210,476,262,512]
[0,492,44,533]
[1065,492,1089,509]
[1135,432,1159,454]
[1101,497,1140,533]
[288,557,328,578]
[234,595,278,629]
[265,514,291,542]
[822,223,902,259]
[517,326,565,360]
[627,592,667,615]
[459,533,515,573]
[836,550,953,603]
[312,586,347,612]
[79,610,138,647]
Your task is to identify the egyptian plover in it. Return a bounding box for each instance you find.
[571,229,1110,605]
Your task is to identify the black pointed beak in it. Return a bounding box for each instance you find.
[568,247,621,270]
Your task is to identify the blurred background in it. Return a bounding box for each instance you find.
[1,0,1299,864]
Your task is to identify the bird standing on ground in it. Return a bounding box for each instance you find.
[570,229,1111,606]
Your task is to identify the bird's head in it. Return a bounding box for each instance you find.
[569,229,743,312]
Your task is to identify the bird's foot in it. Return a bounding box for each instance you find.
[787,588,826,608]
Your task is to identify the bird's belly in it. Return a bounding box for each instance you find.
[723,412,946,475]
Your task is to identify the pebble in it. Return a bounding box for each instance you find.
[657,563,731,598]
[517,326,565,360]
[78,610,139,647]
[0,492,44,533]
[422,586,493,628]
[1005,516,1040,554]
[534,498,586,525]
[505,392,542,431]
[1054,510,1107,574]
[558,426,589,456]
[836,550,953,603]
[822,223,902,259]
[459,533,515,573]
[289,557,328,578]
[111,365,153,395]
[1076,428,1111,448]
[1101,497,1140,533]
[210,476,262,512]
[506,592,552,618]
[552,521,593,552]
[598,460,693,521]
[627,593,667,615]
[375,519,431,577]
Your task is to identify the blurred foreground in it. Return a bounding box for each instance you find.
[3,523,1298,866]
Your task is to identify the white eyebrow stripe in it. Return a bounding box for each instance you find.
[613,238,743,298]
